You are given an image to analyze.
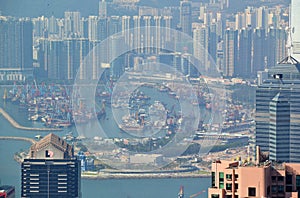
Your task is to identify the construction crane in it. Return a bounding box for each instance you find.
[189,190,206,198]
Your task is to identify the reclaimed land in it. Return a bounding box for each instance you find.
[0,107,61,131]
[81,171,211,180]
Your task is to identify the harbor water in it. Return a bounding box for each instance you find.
[0,86,211,198]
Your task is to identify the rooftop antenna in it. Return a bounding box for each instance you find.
[278,4,299,65]
[287,5,293,57]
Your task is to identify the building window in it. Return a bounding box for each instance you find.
[219,172,224,189]
[234,174,239,179]
[296,175,300,191]
[212,172,216,187]
[248,187,256,196]
[286,186,292,192]
[272,186,277,193]
[278,176,284,182]
[234,195,238,198]
[234,183,239,190]
[278,185,284,193]
[286,174,292,185]
[271,176,276,182]
[226,183,232,191]
[226,174,232,180]
[211,194,219,198]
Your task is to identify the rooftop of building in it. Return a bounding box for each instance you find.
[266,55,300,74]
[212,159,290,171]
[30,133,73,158]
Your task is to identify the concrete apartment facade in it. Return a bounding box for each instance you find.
[208,160,300,198]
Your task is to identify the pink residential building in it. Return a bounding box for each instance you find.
[208,160,300,198]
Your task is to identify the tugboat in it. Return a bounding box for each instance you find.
[178,186,184,198]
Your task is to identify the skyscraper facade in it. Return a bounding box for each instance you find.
[291,0,300,61]
[179,0,192,36]
[99,0,107,19]
[0,16,33,81]
[64,11,83,38]
[223,28,238,77]
[21,133,81,198]
[236,28,252,78]
[252,28,266,75]
[193,24,209,70]
[38,38,90,80]
[256,58,300,162]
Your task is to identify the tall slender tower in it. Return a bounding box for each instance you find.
[133,16,141,53]
[223,28,238,77]
[99,0,107,19]
[193,24,209,70]
[291,0,300,61]
[180,0,192,36]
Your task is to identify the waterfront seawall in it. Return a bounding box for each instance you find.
[0,136,36,144]
[0,107,61,131]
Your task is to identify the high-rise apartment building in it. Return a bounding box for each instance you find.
[38,38,90,80]
[291,0,300,61]
[180,0,192,36]
[236,28,252,78]
[121,16,131,46]
[0,16,33,81]
[252,28,266,75]
[193,24,209,70]
[223,28,238,77]
[267,28,286,67]
[108,16,121,36]
[64,11,83,38]
[88,16,99,41]
[133,16,141,53]
[99,0,107,19]
[21,133,81,198]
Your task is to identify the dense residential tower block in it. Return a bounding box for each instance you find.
[0,16,33,81]
[179,0,192,36]
[21,133,81,198]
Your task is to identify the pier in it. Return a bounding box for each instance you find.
[0,107,61,131]
[0,136,36,144]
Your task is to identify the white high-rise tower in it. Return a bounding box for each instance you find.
[99,0,107,19]
[291,0,300,61]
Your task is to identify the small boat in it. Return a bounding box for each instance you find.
[29,114,39,121]
[178,186,184,198]
[3,88,7,100]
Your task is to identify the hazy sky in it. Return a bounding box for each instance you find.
[0,0,180,17]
